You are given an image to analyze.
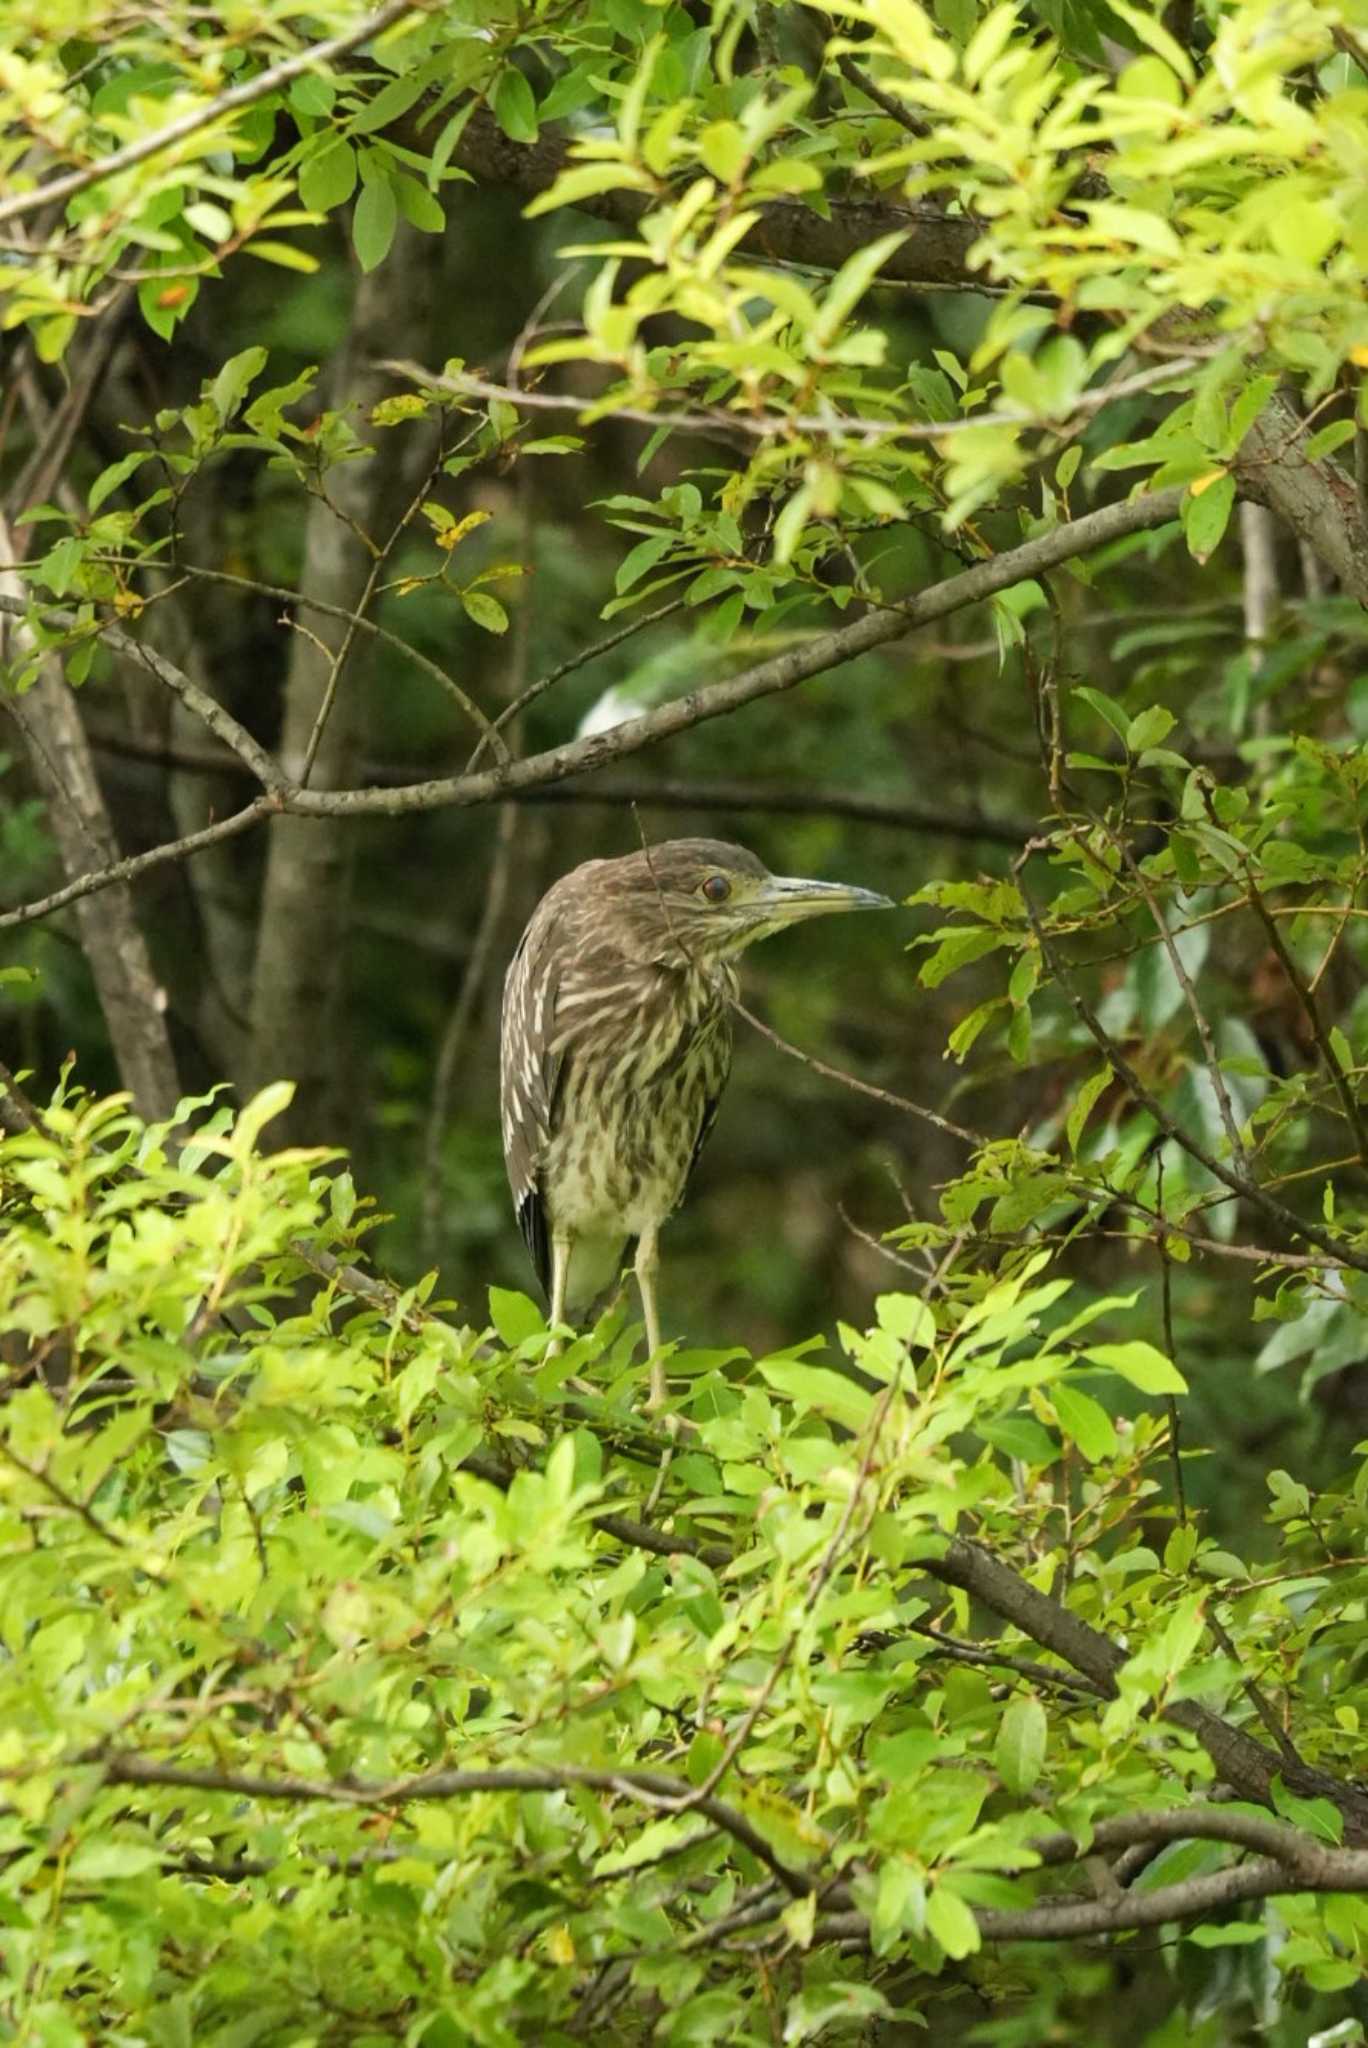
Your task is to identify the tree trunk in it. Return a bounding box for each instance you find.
[0,516,181,1120]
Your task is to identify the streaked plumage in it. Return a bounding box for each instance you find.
[500,838,890,1406]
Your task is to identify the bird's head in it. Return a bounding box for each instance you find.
[603,838,893,965]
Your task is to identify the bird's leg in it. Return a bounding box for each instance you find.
[634,1225,666,1410]
[547,1231,573,1356]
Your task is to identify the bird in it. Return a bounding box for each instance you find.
[499,838,892,1409]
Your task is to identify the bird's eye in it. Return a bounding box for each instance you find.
[701,874,731,904]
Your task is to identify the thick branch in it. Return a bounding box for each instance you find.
[1030,1805,1337,1877]
[450,106,985,295]
[816,1849,1368,1946]
[1238,398,1368,605]
[93,1750,1368,1950]
[928,1536,1368,1840]
[446,119,1368,604]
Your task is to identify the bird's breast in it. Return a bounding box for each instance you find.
[542,969,732,1238]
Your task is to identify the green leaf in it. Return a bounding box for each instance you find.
[1125,704,1175,753]
[299,139,357,213]
[1084,1341,1187,1395]
[462,590,510,634]
[525,163,654,218]
[875,1294,935,1349]
[1269,1776,1344,1844]
[1105,0,1195,81]
[493,67,539,145]
[813,231,907,344]
[68,1841,163,1881]
[353,173,397,273]
[1052,1384,1117,1462]
[393,173,446,234]
[245,240,319,272]
[1066,1065,1113,1154]
[88,450,150,513]
[1306,419,1356,462]
[978,1413,1058,1464]
[1187,1921,1267,1947]
[615,533,674,593]
[489,1286,545,1346]
[916,926,1005,989]
[994,1694,1046,1793]
[350,59,445,135]
[699,120,747,184]
[926,1883,981,1960]
[1072,684,1130,744]
[757,1358,873,1430]
[1182,473,1235,563]
[1226,376,1278,454]
[211,347,268,425]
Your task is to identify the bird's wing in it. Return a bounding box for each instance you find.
[500,916,566,1298]
[685,1019,733,1187]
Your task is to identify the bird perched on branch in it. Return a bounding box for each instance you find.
[500,838,891,1408]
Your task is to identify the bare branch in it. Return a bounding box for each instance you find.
[133,561,507,762]
[466,597,687,771]
[926,1535,1368,1840]
[1237,852,1368,1167]
[0,799,276,934]
[0,521,181,1119]
[280,488,1185,822]
[835,54,931,138]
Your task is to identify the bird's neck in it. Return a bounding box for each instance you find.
[650,951,737,1007]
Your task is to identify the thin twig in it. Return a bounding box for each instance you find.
[1014,847,1368,1280]
[97,559,509,763]
[1237,850,1368,1166]
[384,358,1205,454]
[835,54,931,137]
[1107,822,1249,1169]
[1155,1155,1186,1528]
[464,597,687,772]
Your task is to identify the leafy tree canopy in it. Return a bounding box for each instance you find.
[5,0,1368,2040]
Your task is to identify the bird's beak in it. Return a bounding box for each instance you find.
[760,875,895,924]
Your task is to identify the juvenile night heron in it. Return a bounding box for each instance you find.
[500,838,891,1407]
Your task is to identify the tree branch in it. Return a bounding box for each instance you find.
[813,1848,1368,1947]
[927,1535,1368,1840]
[0,0,424,229]
[449,106,986,296]
[99,1753,813,1897]
[0,491,1182,930]
[280,489,1185,822]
